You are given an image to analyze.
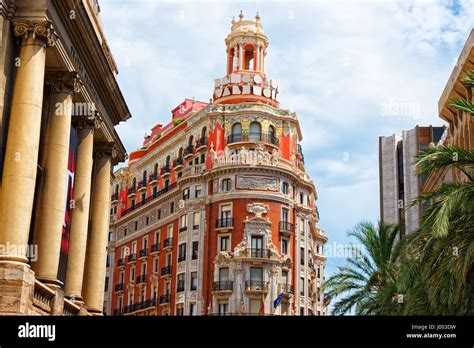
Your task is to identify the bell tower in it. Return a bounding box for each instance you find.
[213,11,279,107]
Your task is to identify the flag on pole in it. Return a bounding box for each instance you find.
[260,290,265,316]
[273,291,284,309]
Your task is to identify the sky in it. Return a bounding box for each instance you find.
[99,0,474,280]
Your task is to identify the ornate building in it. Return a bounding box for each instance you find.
[107,12,327,316]
[0,0,130,315]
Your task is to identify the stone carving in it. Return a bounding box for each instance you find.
[211,145,281,168]
[246,203,269,219]
[236,175,279,191]
[233,239,247,257]
[13,20,58,47]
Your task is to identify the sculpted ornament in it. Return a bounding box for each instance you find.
[246,203,269,219]
[233,239,247,257]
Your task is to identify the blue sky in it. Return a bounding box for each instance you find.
[100,0,474,279]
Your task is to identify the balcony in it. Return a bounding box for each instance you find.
[163,237,173,249]
[127,253,136,264]
[159,294,170,305]
[279,283,294,296]
[121,182,178,217]
[244,280,269,293]
[179,226,187,233]
[227,132,279,147]
[117,258,126,268]
[139,248,147,259]
[161,164,171,178]
[149,172,158,185]
[111,193,119,203]
[114,283,124,293]
[174,157,184,169]
[161,265,172,277]
[127,186,137,198]
[183,145,194,158]
[178,255,186,263]
[246,248,271,259]
[196,137,208,151]
[215,218,234,230]
[279,221,294,236]
[151,242,160,254]
[137,179,147,192]
[212,280,233,293]
[182,192,190,201]
[136,274,146,285]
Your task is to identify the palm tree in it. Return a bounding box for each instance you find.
[400,69,474,314]
[324,221,401,315]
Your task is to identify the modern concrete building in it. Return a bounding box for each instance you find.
[379,125,445,238]
[106,12,327,316]
[0,0,130,315]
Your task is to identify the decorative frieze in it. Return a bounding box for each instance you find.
[236,174,279,191]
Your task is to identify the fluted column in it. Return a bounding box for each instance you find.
[64,116,97,301]
[0,20,56,263]
[31,71,81,285]
[82,142,114,314]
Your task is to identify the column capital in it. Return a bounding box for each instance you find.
[45,71,82,95]
[12,19,58,47]
[94,141,116,159]
[72,113,101,131]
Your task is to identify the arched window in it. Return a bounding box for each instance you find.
[153,163,158,175]
[268,125,276,144]
[188,135,194,148]
[178,147,183,159]
[244,45,255,70]
[132,177,136,189]
[165,155,171,167]
[142,170,147,184]
[249,122,262,141]
[231,123,242,142]
[201,127,207,139]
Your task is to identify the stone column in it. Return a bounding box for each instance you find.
[64,116,96,301]
[82,142,114,315]
[0,20,56,263]
[32,71,81,285]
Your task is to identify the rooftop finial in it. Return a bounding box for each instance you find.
[239,10,244,21]
[255,12,260,21]
[231,16,235,24]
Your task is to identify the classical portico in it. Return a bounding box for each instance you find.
[0,0,130,316]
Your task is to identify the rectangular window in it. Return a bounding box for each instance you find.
[200,153,206,163]
[141,262,146,276]
[190,272,197,291]
[104,276,109,291]
[219,267,229,281]
[300,277,305,296]
[281,208,289,222]
[281,238,288,254]
[167,225,173,238]
[170,202,174,213]
[153,258,159,274]
[141,193,146,202]
[178,243,186,262]
[180,214,188,231]
[131,241,137,254]
[221,178,232,192]
[176,306,184,316]
[130,267,135,282]
[218,302,228,316]
[124,227,127,236]
[220,204,231,219]
[300,247,305,265]
[219,236,230,252]
[134,221,138,231]
[189,303,197,316]
[131,198,135,208]
[157,209,161,220]
[145,216,149,226]
[183,188,190,200]
[282,182,289,194]
[192,241,199,260]
[143,236,148,250]
[177,273,185,292]
[195,185,202,198]
[193,212,200,229]
[282,270,289,285]
[299,193,304,204]
[153,186,157,196]
[250,267,263,281]
[155,231,160,243]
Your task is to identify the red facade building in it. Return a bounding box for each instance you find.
[105,12,327,316]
